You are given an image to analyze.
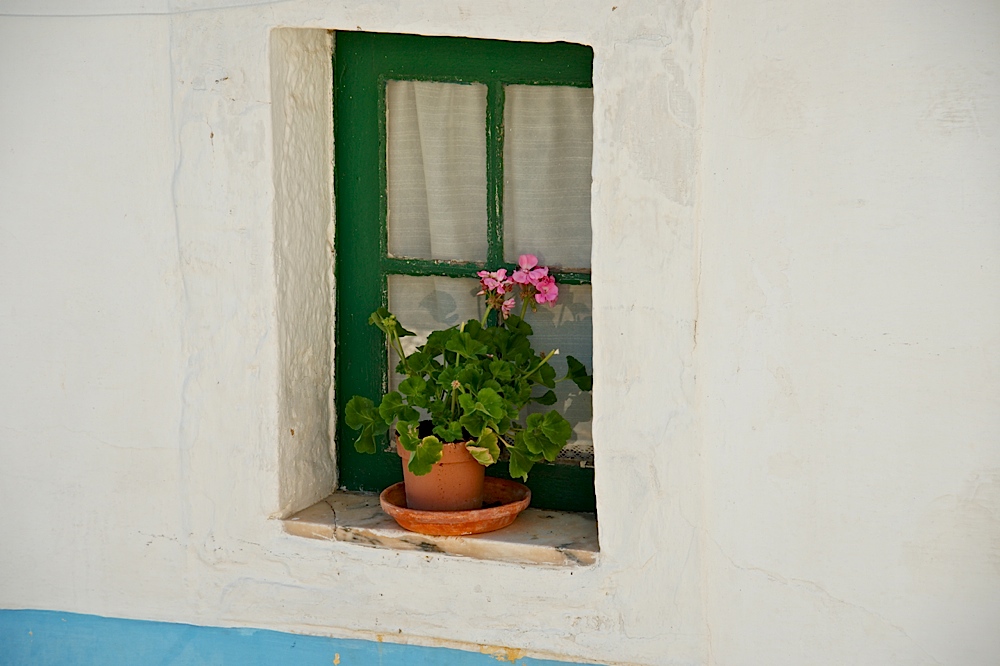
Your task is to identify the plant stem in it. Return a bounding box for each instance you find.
[524,349,558,381]
[389,329,410,376]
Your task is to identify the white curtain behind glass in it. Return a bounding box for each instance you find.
[504,85,593,270]
[386,80,488,261]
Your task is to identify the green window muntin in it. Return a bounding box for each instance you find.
[333,32,595,512]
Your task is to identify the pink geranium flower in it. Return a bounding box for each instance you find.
[477,268,510,295]
[512,254,550,286]
[501,298,515,318]
[477,253,559,320]
[533,275,559,304]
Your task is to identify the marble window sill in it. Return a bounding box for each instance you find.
[282,491,599,566]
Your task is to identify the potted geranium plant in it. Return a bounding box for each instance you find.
[344,254,592,513]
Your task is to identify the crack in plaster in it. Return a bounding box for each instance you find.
[165,17,199,580]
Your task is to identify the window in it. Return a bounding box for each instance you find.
[334,33,595,511]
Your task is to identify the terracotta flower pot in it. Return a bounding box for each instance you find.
[396,439,486,511]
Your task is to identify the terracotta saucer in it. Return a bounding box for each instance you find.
[380,477,531,536]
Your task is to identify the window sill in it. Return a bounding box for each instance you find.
[283,491,598,566]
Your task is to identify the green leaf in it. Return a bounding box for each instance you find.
[466,446,493,465]
[405,351,431,374]
[482,379,503,394]
[377,392,403,420]
[505,314,533,337]
[368,307,415,337]
[397,422,420,451]
[346,395,392,455]
[539,410,573,447]
[474,387,506,420]
[495,416,512,434]
[523,413,543,435]
[507,440,537,481]
[345,395,380,430]
[427,398,452,424]
[536,362,557,389]
[438,365,460,387]
[565,355,593,391]
[353,425,378,454]
[511,382,532,409]
[458,408,486,438]
[408,436,444,476]
[445,332,488,359]
[467,429,500,465]
[378,391,419,423]
[522,426,547,457]
[533,389,557,406]
[488,359,514,382]
[367,307,391,334]
[463,318,484,337]
[424,329,454,355]
[503,336,532,364]
[398,377,426,398]
[457,365,483,390]
[523,411,572,462]
[432,420,464,442]
[457,392,476,414]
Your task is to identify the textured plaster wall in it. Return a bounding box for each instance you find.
[0,1,997,665]
[697,2,1000,663]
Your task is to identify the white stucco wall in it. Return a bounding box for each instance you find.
[1,1,997,665]
[698,3,1000,663]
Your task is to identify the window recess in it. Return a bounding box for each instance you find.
[334,32,595,512]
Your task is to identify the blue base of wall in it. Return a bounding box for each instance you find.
[0,610,595,666]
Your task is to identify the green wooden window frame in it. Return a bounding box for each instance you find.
[333,32,595,512]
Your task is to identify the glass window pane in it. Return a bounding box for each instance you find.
[522,284,593,463]
[503,85,593,270]
[387,275,484,392]
[386,81,488,261]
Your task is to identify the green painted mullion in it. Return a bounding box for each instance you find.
[382,257,484,277]
[385,74,591,88]
[335,33,406,493]
[382,256,590,284]
[549,270,592,285]
[486,82,505,270]
[369,33,593,87]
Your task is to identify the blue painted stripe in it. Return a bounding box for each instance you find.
[0,610,598,666]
